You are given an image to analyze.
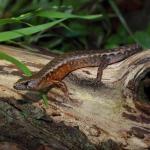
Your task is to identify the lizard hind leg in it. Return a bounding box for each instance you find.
[94,58,109,89]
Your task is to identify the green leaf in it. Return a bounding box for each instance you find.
[0,51,32,76]
[133,31,150,48]
[106,26,129,48]
[0,19,66,42]
[36,10,103,20]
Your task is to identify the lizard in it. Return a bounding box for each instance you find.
[13,44,142,100]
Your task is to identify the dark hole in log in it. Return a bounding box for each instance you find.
[144,72,150,101]
[134,71,150,115]
[138,72,150,103]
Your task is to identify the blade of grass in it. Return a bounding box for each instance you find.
[41,93,49,108]
[7,40,37,51]
[0,9,103,26]
[108,0,131,34]
[0,18,66,42]
[36,10,103,20]
[0,51,32,76]
[108,0,137,43]
[0,12,33,25]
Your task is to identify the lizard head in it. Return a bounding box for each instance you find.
[13,77,40,90]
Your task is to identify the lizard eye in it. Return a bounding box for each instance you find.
[23,81,30,87]
[24,80,36,89]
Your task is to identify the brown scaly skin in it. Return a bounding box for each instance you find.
[14,44,142,99]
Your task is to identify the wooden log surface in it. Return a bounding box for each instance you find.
[0,45,149,150]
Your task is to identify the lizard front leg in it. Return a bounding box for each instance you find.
[47,80,73,102]
[52,80,69,98]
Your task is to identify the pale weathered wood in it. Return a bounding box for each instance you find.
[0,45,149,150]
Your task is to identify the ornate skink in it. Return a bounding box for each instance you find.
[14,44,142,98]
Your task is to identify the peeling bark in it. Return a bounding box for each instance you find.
[0,45,149,150]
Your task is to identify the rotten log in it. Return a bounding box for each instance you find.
[0,45,149,150]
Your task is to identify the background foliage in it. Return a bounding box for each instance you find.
[0,0,149,53]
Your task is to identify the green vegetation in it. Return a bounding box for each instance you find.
[0,51,32,76]
[0,0,149,54]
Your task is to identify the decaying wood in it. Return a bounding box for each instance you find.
[0,45,149,150]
